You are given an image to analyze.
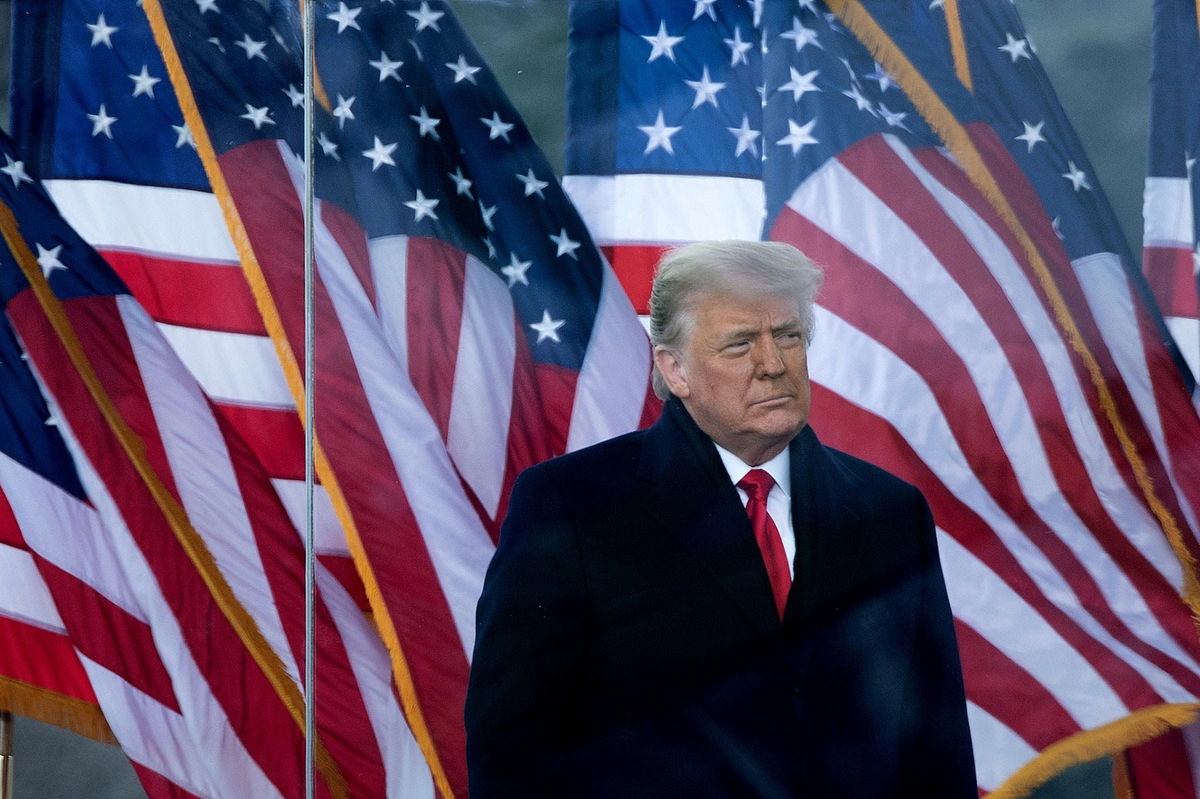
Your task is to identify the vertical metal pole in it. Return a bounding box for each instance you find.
[0,711,13,799]
[301,0,317,798]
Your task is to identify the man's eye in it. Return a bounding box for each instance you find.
[724,341,751,353]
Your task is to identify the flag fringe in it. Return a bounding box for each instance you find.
[140,2,454,796]
[828,0,1200,630]
[0,677,116,746]
[987,703,1200,798]
[942,0,973,92]
[1111,747,1135,799]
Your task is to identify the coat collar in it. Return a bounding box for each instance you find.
[637,399,865,635]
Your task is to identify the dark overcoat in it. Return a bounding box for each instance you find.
[465,398,976,797]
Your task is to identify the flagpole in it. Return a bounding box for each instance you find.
[301,0,318,797]
[0,711,13,799]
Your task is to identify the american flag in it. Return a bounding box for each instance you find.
[141,0,654,794]
[565,0,1200,794]
[1144,0,1200,397]
[0,120,432,796]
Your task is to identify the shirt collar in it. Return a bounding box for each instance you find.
[712,441,791,498]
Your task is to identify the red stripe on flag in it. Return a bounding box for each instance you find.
[808,381,1165,710]
[0,615,96,705]
[317,554,370,612]
[406,236,467,441]
[130,762,203,799]
[1144,247,1200,319]
[0,487,21,548]
[213,402,307,482]
[838,141,1200,673]
[99,249,266,336]
[321,202,377,312]
[36,559,180,713]
[1126,726,1198,798]
[600,244,667,315]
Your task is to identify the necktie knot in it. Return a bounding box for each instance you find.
[737,468,775,501]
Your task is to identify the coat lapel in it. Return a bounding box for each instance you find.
[782,425,868,630]
[637,400,780,638]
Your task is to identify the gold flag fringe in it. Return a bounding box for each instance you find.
[0,677,116,746]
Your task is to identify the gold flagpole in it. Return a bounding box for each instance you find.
[0,711,13,799]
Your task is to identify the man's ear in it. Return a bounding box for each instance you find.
[654,346,690,399]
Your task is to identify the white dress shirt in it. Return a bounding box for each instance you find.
[713,443,796,578]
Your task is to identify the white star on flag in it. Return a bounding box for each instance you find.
[195,0,220,13]
[778,67,820,101]
[448,166,473,197]
[235,34,268,61]
[639,110,682,155]
[282,84,305,108]
[369,51,403,82]
[445,54,481,84]
[776,118,818,155]
[410,106,441,139]
[87,13,118,48]
[549,228,581,259]
[727,114,761,158]
[865,63,896,92]
[87,104,117,138]
[171,123,196,149]
[362,136,397,170]
[128,65,162,98]
[724,26,752,66]
[998,33,1032,63]
[408,2,444,32]
[36,244,67,278]
[877,103,909,130]
[500,253,532,287]
[1015,120,1046,153]
[642,20,685,63]
[685,66,726,109]
[842,83,876,115]
[333,94,356,129]
[239,104,274,130]
[481,112,515,142]
[780,17,821,51]
[404,189,440,221]
[516,168,549,198]
[530,310,565,343]
[1061,161,1091,191]
[1,155,33,187]
[326,2,362,33]
[693,0,717,20]
[479,202,498,230]
[317,131,340,160]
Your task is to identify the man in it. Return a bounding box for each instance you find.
[465,241,976,797]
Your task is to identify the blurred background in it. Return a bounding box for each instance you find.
[0,0,1156,795]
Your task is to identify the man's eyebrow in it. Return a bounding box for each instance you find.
[717,319,803,343]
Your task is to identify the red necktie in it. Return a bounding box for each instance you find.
[737,469,791,619]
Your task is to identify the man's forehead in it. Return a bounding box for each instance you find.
[690,289,804,325]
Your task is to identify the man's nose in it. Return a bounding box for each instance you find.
[755,337,786,377]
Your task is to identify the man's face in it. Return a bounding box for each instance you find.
[655,288,811,465]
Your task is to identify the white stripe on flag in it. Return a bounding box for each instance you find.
[563,173,764,243]
[0,539,65,633]
[1166,317,1200,381]
[124,297,301,686]
[567,263,651,452]
[43,179,238,262]
[156,322,294,408]
[368,234,411,375]
[966,700,1040,792]
[270,478,351,557]
[447,254,517,518]
[1143,177,1194,247]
